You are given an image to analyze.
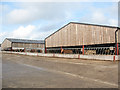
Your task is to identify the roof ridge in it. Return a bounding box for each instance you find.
[70,22,118,28]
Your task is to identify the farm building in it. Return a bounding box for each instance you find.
[45,22,120,55]
[1,38,44,53]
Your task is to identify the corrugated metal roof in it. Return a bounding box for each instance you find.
[6,38,44,44]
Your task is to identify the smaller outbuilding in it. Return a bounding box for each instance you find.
[1,38,44,53]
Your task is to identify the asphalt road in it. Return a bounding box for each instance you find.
[2,53,118,88]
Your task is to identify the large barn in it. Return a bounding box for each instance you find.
[1,38,44,53]
[45,22,120,55]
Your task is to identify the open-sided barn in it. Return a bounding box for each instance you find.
[45,22,120,55]
[1,38,44,53]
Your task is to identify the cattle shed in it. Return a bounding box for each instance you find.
[1,38,44,53]
[45,22,120,55]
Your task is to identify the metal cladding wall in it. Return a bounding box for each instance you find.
[12,43,44,49]
[45,22,118,48]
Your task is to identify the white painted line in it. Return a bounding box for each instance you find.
[19,63,118,87]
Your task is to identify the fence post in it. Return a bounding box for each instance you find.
[53,54,55,57]
[37,52,38,56]
[113,56,115,62]
[78,54,80,59]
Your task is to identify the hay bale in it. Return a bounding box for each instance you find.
[85,50,96,55]
[64,50,73,54]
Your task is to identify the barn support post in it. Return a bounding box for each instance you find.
[45,47,47,53]
[11,42,13,51]
[115,43,119,55]
[61,46,64,54]
[61,46,62,54]
[44,40,47,53]
[82,45,84,55]
[117,43,119,55]
[115,27,119,55]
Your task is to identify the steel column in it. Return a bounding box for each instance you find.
[82,45,84,55]
[117,43,119,55]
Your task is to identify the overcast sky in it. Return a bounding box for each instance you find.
[0,1,118,43]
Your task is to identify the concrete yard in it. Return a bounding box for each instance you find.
[2,53,118,88]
